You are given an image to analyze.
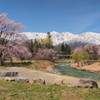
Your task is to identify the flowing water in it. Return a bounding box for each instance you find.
[54,63,100,81]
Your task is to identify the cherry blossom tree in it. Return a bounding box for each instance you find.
[33,49,56,60]
[98,49,100,56]
[84,44,100,59]
[0,13,31,65]
[74,46,84,53]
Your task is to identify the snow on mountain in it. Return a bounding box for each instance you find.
[79,32,100,45]
[20,31,100,48]
[21,32,47,40]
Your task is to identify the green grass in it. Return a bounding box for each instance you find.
[0,81,100,100]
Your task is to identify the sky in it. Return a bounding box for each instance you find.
[0,0,100,34]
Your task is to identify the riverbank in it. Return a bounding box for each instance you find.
[54,59,73,63]
[70,62,100,73]
[5,67,80,86]
[32,60,55,70]
[2,60,56,71]
[4,67,100,87]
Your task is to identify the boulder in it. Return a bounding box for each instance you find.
[33,78,46,84]
[15,77,29,83]
[3,77,16,81]
[53,79,63,85]
[77,78,98,88]
[0,71,18,77]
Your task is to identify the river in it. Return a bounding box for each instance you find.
[53,62,100,81]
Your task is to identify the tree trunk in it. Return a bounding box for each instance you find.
[81,62,84,67]
[10,57,13,66]
[77,62,80,67]
[0,59,4,66]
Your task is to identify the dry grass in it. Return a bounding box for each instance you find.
[71,62,100,72]
[0,59,55,71]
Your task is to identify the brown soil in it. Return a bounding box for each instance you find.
[71,62,100,72]
[5,67,80,86]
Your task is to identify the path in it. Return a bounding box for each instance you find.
[4,67,100,87]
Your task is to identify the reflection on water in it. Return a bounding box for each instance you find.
[54,63,100,81]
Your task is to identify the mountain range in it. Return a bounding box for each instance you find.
[21,31,100,48]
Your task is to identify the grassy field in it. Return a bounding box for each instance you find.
[0,81,100,100]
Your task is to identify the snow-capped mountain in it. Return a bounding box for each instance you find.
[21,31,100,48]
[21,32,47,40]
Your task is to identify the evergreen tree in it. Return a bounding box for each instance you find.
[47,32,51,38]
[61,43,71,55]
